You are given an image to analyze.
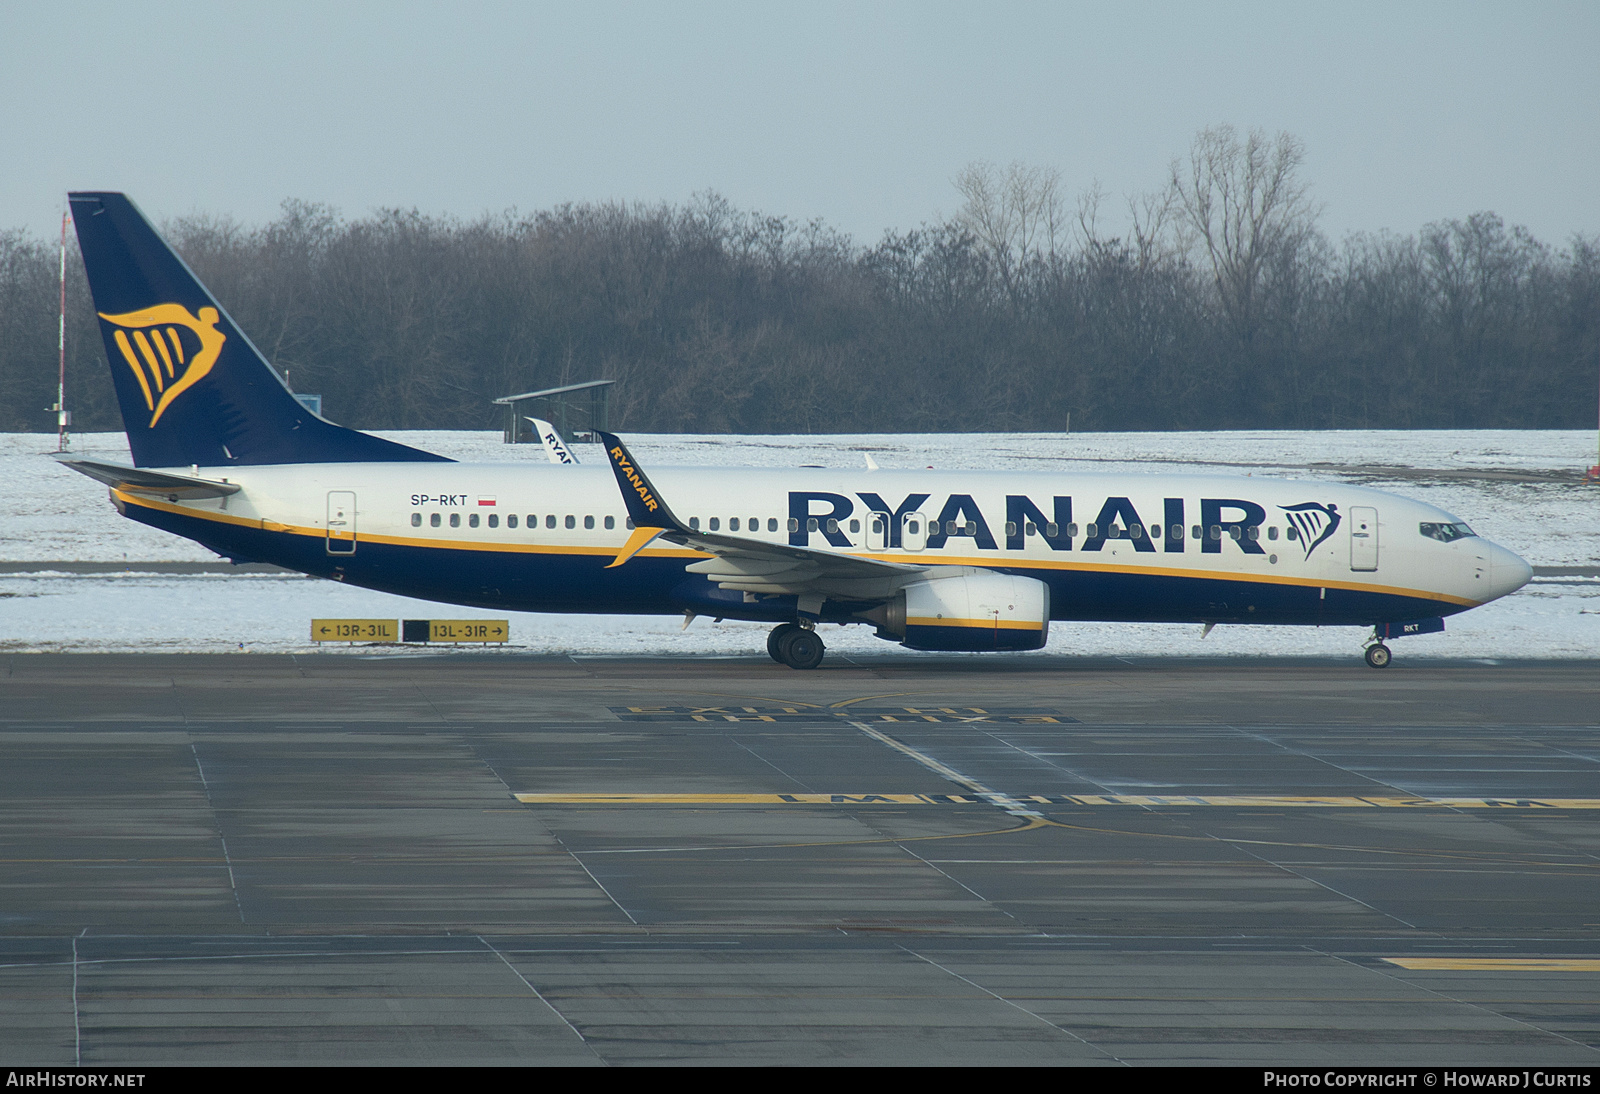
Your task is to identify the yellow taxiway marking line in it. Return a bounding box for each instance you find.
[513,793,1600,808]
[1382,958,1600,972]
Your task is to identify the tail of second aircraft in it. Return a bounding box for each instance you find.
[69,192,449,468]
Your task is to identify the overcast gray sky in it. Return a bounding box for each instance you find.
[4,1,1596,246]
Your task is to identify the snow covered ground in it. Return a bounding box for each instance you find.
[3,430,1597,659]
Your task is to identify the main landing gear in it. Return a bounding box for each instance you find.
[1364,642,1392,669]
[767,621,825,670]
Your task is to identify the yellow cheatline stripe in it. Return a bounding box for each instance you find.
[888,551,1479,607]
[906,616,1042,631]
[513,793,1600,809]
[112,494,1475,607]
[606,525,669,568]
[1383,958,1600,972]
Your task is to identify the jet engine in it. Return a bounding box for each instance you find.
[861,571,1050,652]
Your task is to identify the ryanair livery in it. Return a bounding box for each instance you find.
[58,192,1532,670]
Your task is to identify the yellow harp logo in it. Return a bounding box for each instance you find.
[99,304,226,427]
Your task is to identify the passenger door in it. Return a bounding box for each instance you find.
[326,491,357,555]
[1349,506,1378,571]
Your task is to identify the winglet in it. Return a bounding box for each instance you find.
[597,431,686,567]
[597,432,687,531]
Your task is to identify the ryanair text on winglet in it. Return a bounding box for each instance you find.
[610,447,660,513]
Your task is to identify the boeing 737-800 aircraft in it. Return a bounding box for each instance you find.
[58,192,1531,669]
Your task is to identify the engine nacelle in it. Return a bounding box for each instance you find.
[865,571,1050,652]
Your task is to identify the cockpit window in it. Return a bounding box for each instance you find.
[1419,522,1476,542]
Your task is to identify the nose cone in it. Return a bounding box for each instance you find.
[1484,544,1533,602]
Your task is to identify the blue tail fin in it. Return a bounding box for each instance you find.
[69,192,449,468]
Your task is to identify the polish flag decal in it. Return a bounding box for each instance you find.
[477,496,496,507]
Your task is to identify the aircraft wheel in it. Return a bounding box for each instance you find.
[1364,643,1392,669]
[767,623,800,664]
[778,627,826,670]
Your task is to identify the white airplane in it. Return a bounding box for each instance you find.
[58,192,1532,669]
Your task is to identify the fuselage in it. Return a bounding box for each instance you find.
[109,460,1532,629]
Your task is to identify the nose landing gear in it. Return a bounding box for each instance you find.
[1363,642,1392,669]
[767,622,826,670]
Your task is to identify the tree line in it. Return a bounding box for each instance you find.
[2,126,1596,435]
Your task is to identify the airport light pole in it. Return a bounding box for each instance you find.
[54,209,71,452]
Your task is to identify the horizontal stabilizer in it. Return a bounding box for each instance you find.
[57,458,241,499]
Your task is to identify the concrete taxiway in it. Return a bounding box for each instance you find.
[1,652,1597,1065]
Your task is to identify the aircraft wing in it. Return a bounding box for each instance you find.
[595,431,923,606]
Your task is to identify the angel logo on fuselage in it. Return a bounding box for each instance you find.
[1280,502,1341,561]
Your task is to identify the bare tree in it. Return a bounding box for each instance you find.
[1170,125,1320,340]
[955,160,1066,298]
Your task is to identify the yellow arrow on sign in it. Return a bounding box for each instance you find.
[311,619,398,642]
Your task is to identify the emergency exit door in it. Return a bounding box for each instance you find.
[327,491,357,555]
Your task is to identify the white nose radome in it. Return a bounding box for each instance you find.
[1484,544,1533,603]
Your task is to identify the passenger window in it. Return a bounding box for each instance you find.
[565,515,575,529]
[604,515,615,530]
[508,515,518,529]
[768,518,779,532]
[1066,523,1077,537]
[1129,523,1142,539]
[807,518,819,533]
[729,518,740,531]
[411,513,421,527]
[488,514,498,528]
[1086,524,1098,538]
[709,517,720,531]
[1005,522,1017,537]
[545,515,556,529]
[1046,522,1059,538]
[1228,525,1240,540]
[1171,524,1183,540]
[826,518,838,533]
[430,513,441,528]
[1246,525,1259,541]
[450,513,460,528]
[584,515,595,530]
[1150,524,1161,539]
[1268,526,1278,540]
[690,517,700,530]
[469,513,480,528]
[1286,526,1299,541]
[849,519,859,534]
[1192,525,1202,540]
[907,520,919,535]
[946,521,957,534]
[787,518,798,532]
[1025,522,1036,537]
